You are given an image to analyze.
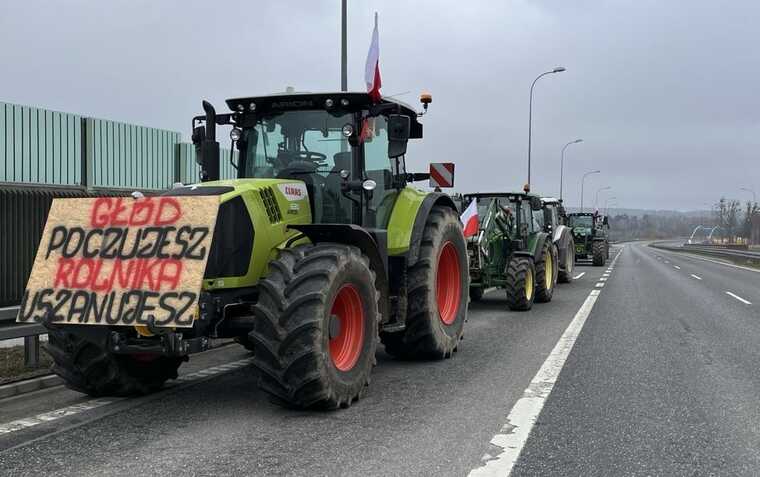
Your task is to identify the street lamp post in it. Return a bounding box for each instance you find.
[560,138,583,201]
[740,187,757,203]
[604,197,617,215]
[594,186,612,209]
[580,170,600,212]
[527,66,566,187]
[340,0,347,91]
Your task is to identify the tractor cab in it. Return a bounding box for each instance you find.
[192,92,425,229]
[464,192,544,244]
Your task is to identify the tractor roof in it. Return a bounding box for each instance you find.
[541,197,561,204]
[568,212,596,217]
[464,192,539,200]
[226,92,418,117]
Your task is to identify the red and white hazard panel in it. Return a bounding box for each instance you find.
[429,163,455,188]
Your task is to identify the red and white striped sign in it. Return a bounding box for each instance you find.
[429,163,455,188]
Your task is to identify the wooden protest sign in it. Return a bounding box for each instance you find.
[17,196,219,328]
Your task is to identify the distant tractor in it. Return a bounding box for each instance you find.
[464,191,557,311]
[39,91,469,410]
[568,212,609,266]
[541,198,576,282]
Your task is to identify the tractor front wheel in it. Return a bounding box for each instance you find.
[381,206,468,359]
[535,241,558,303]
[505,256,536,311]
[45,327,183,397]
[250,244,379,409]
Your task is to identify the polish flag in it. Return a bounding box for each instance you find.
[461,200,479,238]
[364,12,382,103]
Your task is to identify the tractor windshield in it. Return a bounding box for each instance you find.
[569,216,594,228]
[241,110,353,180]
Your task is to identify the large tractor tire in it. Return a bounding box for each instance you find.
[250,244,380,409]
[469,287,484,302]
[505,256,536,311]
[558,238,575,283]
[592,241,606,266]
[45,327,183,397]
[381,206,468,360]
[535,241,557,303]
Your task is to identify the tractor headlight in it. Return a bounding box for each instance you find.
[230,128,242,141]
[342,124,354,137]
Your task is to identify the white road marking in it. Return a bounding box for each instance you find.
[673,265,681,270]
[726,291,752,305]
[0,400,116,435]
[660,251,760,274]
[603,273,610,277]
[690,274,702,280]
[573,272,585,279]
[595,282,605,288]
[599,277,607,281]
[0,357,254,436]
[468,289,601,476]
[664,260,670,264]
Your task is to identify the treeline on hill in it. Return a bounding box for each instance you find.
[607,197,759,242]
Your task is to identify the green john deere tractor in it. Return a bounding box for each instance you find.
[43,92,469,409]
[464,191,557,311]
[568,212,609,266]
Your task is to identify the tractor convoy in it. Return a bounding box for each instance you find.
[23,90,610,410]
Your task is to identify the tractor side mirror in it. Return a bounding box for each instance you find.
[387,114,410,158]
[192,126,206,165]
[603,216,609,226]
[530,196,542,211]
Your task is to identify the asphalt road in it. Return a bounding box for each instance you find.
[2,242,759,476]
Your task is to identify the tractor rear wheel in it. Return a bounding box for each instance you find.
[250,244,379,409]
[45,327,183,397]
[535,241,557,303]
[592,241,606,266]
[505,256,536,311]
[558,238,575,283]
[381,206,468,359]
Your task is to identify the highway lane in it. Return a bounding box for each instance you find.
[0,253,614,476]
[513,242,760,476]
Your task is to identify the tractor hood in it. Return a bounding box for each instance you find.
[163,178,312,290]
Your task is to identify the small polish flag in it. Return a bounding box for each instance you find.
[364,12,382,103]
[461,200,479,238]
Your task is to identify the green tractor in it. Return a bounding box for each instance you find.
[42,92,469,409]
[567,212,609,266]
[540,198,576,283]
[464,191,558,311]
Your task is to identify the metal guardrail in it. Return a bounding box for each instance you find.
[0,305,45,367]
[650,242,760,263]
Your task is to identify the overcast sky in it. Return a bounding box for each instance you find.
[2,0,759,210]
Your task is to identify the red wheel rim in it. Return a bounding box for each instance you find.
[329,284,365,372]
[436,241,462,325]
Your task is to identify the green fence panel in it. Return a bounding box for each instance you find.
[0,102,81,185]
[86,118,181,190]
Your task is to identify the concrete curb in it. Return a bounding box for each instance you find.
[0,374,62,400]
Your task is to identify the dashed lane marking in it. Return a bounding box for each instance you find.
[573,272,585,279]
[726,292,752,305]
[468,284,602,476]
[673,265,681,270]
[691,274,702,280]
[595,282,605,288]
[0,357,254,436]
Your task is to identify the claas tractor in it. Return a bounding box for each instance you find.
[540,198,576,282]
[464,191,557,311]
[39,92,469,409]
[567,212,609,266]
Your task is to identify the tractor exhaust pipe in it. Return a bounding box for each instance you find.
[199,100,220,182]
